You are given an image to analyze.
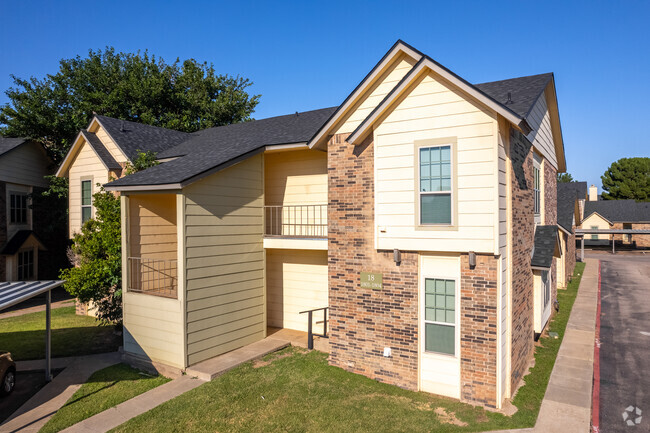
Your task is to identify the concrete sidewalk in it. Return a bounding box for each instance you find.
[489,258,598,433]
[0,352,121,433]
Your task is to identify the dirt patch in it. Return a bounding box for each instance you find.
[434,407,468,426]
[252,352,292,369]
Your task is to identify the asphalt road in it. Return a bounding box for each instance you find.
[592,253,650,432]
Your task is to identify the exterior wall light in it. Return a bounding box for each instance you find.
[469,251,476,269]
[393,248,401,265]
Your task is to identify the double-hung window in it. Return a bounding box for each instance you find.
[419,145,452,225]
[533,163,541,218]
[424,278,456,355]
[591,225,599,241]
[17,250,34,281]
[10,193,28,224]
[81,180,93,224]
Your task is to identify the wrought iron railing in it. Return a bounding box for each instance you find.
[128,257,177,298]
[299,307,329,350]
[264,204,327,238]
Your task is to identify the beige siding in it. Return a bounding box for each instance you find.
[0,142,51,187]
[123,291,184,368]
[526,93,558,169]
[264,149,327,205]
[266,249,328,332]
[68,141,110,237]
[582,213,611,241]
[93,123,127,162]
[497,119,509,402]
[129,194,177,261]
[336,54,417,134]
[184,154,265,365]
[373,70,499,253]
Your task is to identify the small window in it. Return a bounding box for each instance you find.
[542,271,550,308]
[424,278,456,355]
[81,180,92,224]
[10,193,28,224]
[533,165,541,216]
[17,250,34,281]
[419,146,452,225]
[591,225,598,241]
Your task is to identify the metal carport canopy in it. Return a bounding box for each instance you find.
[0,280,66,381]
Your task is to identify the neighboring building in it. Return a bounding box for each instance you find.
[86,40,566,410]
[55,115,189,237]
[556,183,582,288]
[580,187,650,248]
[0,137,54,281]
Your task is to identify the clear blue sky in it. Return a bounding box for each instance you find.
[1,0,648,189]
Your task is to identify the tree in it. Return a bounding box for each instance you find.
[0,48,260,162]
[601,157,650,201]
[60,152,158,325]
[557,172,574,183]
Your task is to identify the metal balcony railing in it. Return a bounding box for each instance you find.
[128,257,177,298]
[264,204,327,238]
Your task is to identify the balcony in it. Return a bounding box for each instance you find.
[128,257,178,298]
[264,205,327,250]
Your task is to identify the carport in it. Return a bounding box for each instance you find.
[575,228,650,259]
[0,281,65,382]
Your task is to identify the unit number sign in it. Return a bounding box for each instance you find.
[360,272,383,290]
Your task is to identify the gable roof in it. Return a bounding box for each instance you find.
[94,115,190,160]
[584,200,650,223]
[0,137,29,157]
[474,73,553,119]
[104,107,337,190]
[559,181,588,201]
[80,130,121,171]
[0,230,46,256]
[531,225,560,270]
[557,183,580,233]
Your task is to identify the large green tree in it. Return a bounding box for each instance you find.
[0,48,260,162]
[557,172,574,183]
[601,157,650,201]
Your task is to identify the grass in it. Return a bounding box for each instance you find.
[0,306,121,360]
[111,262,588,433]
[40,363,170,433]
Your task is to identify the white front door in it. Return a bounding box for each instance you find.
[419,255,460,399]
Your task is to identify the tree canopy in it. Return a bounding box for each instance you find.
[557,172,574,183]
[0,47,260,162]
[601,157,650,201]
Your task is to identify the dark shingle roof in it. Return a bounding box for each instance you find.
[475,73,553,119]
[0,230,45,256]
[584,200,650,223]
[531,225,559,269]
[80,130,121,171]
[95,115,191,161]
[0,137,28,157]
[106,107,337,187]
[557,183,579,233]
[559,182,588,201]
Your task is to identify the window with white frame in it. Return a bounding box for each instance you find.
[419,145,452,225]
[10,193,28,224]
[17,249,34,281]
[81,180,92,224]
[591,225,599,240]
[424,278,456,355]
[542,270,550,308]
[533,159,541,219]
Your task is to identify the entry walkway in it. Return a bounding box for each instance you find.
[488,258,598,433]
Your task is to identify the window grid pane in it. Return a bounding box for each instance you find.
[419,145,452,224]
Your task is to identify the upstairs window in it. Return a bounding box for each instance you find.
[533,154,542,224]
[81,180,93,224]
[533,165,541,216]
[419,145,452,225]
[18,249,34,281]
[10,193,28,224]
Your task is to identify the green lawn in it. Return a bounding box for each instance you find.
[0,306,121,360]
[41,363,170,433]
[111,262,587,433]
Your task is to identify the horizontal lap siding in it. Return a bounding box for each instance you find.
[525,94,557,169]
[184,154,265,365]
[68,142,109,237]
[264,150,327,205]
[498,124,509,402]
[94,125,126,162]
[374,71,498,253]
[0,142,51,187]
[337,54,417,134]
[129,194,177,261]
[266,249,328,332]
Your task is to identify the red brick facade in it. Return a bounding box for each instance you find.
[327,133,420,390]
[612,222,650,248]
[565,231,576,284]
[460,253,498,408]
[0,182,6,281]
[544,159,558,303]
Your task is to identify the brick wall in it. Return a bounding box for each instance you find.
[327,133,420,390]
[0,182,6,281]
[565,231,576,283]
[612,222,650,248]
[544,160,558,303]
[460,253,498,408]
[509,130,535,391]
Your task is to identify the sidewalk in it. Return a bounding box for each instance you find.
[488,258,598,433]
[0,299,74,319]
[0,352,121,433]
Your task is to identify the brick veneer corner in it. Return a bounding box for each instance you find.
[0,182,6,280]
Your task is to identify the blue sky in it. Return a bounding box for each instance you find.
[1,0,648,189]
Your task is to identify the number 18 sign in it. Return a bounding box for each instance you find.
[360,272,383,290]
